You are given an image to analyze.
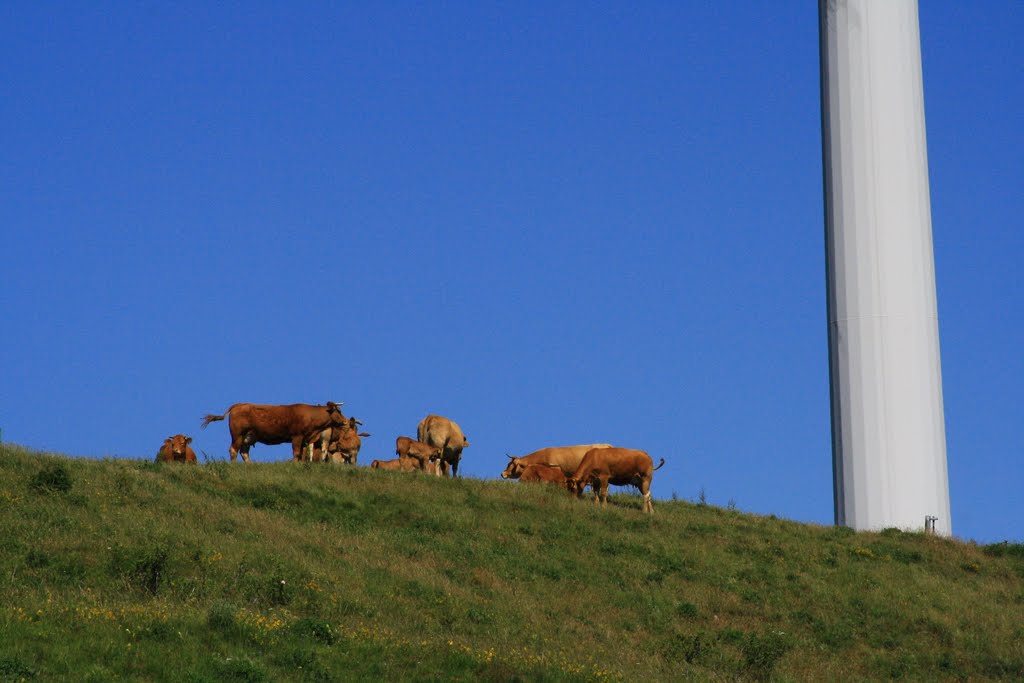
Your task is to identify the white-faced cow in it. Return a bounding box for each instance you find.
[566,447,665,513]
[417,414,469,478]
[156,434,197,464]
[395,436,442,472]
[500,444,614,480]
[200,402,347,463]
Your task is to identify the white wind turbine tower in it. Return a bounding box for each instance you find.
[818,0,952,534]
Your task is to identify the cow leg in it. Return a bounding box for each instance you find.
[292,437,305,462]
[599,477,610,506]
[640,478,653,513]
[450,457,459,478]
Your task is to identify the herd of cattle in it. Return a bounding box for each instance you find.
[153,402,665,512]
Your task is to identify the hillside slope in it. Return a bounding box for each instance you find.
[1,445,1022,682]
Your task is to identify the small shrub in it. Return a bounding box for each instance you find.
[742,630,792,681]
[134,546,170,595]
[25,549,50,569]
[212,656,266,683]
[0,656,38,680]
[676,601,699,619]
[208,602,239,636]
[289,618,336,645]
[29,463,72,494]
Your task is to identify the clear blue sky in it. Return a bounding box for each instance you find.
[2,3,1020,543]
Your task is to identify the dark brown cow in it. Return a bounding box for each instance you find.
[325,417,370,464]
[518,463,569,489]
[155,434,197,464]
[200,402,347,463]
[566,447,665,513]
[370,457,418,472]
[500,444,614,479]
[417,414,469,477]
[395,436,441,472]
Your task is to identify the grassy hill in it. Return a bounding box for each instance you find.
[0,444,1021,682]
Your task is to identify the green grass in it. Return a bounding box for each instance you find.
[1,443,1022,681]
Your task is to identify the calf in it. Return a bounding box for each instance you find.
[370,458,418,472]
[156,434,197,464]
[395,436,441,472]
[518,463,570,490]
[326,417,370,465]
[566,447,665,513]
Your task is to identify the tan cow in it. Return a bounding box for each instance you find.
[155,434,197,464]
[201,402,347,462]
[566,447,665,513]
[395,436,441,472]
[518,463,570,489]
[417,414,469,477]
[500,444,614,480]
[370,458,418,472]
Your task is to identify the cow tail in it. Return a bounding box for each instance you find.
[653,458,666,471]
[200,410,228,429]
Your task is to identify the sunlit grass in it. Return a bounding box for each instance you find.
[1,443,1022,681]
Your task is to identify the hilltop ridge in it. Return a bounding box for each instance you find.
[1,444,1022,681]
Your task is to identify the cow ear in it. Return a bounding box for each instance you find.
[186,437,193,444]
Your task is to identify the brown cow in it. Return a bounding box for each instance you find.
[200,402,347,463]
[500,444,614,480]
[518,463,569,489]
[417,414,469,477]
[566,447,665,513]
[155,434,197,464]
[370,457,418,472]
[395,436,442,472]
[325,417,370,465]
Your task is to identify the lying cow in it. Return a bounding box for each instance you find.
[417,414,469,477]
[370,458,418,472]
[566,447,665,513]
[395,436,441,472]
[518,463,570,489]
[155,434,197,464]
[501,444,614,480]
[201,402,347,463]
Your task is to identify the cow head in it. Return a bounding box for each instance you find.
[501,455,527,479]
[167,434,192,459]
[324,402,347,426]
[565,477,586,497]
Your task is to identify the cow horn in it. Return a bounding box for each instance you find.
[506,453,515,460]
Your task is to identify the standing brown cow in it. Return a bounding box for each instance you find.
[566,447,665,513]
[200,402,347,463]
[417,414,469,477]
[155,434,197,464]
[395,436,442,472]
[500,444,614,480]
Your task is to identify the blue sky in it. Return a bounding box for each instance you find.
[2,3,1020,543]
